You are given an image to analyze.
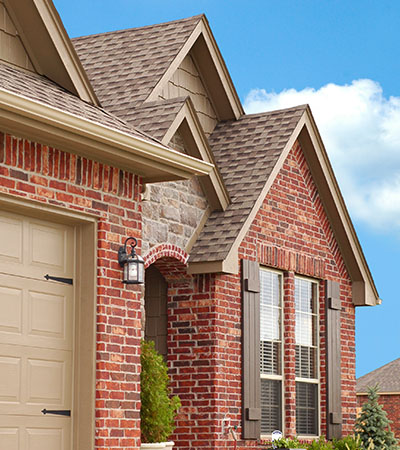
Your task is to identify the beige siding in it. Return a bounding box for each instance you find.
[159,54,218,136]
[0,1,34,71]
[142,130,209,254]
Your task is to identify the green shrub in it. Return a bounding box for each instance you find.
[354,385,398,450]
[273,437,303,448]
[140,340,181,443]
[308,436,334,450]
[333,435,362,450]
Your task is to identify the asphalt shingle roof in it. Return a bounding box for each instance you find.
[189,105,307,263]
[72,16,202,122]
[123,97,187,142]
[357,358,400,393]
[0,62,165,147]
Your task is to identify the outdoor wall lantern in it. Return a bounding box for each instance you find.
[118,237,144,284]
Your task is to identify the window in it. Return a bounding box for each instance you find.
[295,277,319,436]
[259,269,283,435]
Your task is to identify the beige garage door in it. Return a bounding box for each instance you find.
[0,210,74,450]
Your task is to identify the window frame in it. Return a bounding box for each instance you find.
[294,275,320,438]
[259,266,285,438]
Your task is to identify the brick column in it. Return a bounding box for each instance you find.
[283,271,296,436]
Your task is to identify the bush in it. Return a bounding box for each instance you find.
[140,340,181,443]
[308,436,334,450]
[273,437,303,448]
[354,385,398,450]
[333,435,362,450]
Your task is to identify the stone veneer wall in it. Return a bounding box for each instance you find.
[167,140,356,449]
[142,130,209,255]
[0,132,143,449]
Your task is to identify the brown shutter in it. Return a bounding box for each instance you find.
[242,259,261,439]
[325,280,342,439]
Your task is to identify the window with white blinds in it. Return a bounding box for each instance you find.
[260,269,282,435]
[295,277,319,436]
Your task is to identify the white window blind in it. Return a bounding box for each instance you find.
[295,277,319,436]
[260,269,282,434]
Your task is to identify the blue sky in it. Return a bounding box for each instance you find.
[54,0,400,378]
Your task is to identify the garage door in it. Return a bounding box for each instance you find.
[0,210,74,450]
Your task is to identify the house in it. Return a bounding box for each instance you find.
[357,359,400,439]
[0,1,380,449]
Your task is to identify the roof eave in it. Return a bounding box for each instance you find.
[299,106,380,306]
[0,88,213,181]
[162,97,230,211]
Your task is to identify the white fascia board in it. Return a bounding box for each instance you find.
[0,89,213,180]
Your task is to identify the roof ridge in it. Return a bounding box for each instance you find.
[72,14,204,41]
[242,104,308,119]
[357,357,400,381]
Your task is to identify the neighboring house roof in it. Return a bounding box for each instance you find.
[357,358,400,394]
[72,16,202,119]
[189,105,307,263]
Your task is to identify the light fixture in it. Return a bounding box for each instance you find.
[118,237,144,284]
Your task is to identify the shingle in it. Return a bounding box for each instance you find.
[356,358,400,393]
[189,105,307,263]
[0,62,166,148]
[72,16,202,121]
[122,97,187,141]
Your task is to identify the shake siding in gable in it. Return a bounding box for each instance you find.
[159,54,218,136]
[0,1,35,72]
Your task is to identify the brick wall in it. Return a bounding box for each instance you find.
[357,394,400,438]
[0,132,143,449]
[166,140,355,449]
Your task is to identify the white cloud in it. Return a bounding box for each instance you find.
[244,80,400,231]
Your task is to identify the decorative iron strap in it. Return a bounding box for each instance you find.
[44,274,73,285]
[41,409,71,417]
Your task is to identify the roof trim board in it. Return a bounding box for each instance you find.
[4,0,99,105]
[357,392,400,396]
[188,107,379,307]
[0,88,213,181]
[146,16,243,121]
[162,97,230,211]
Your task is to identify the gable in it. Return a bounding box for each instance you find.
[0,1,34,71]
[248,141,349,282]
[158,54,218,136]
[146,16,243,121]
[4,0,97,104]
[73,16,202,119]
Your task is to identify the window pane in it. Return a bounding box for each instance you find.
[296,382,318,435]
[295,278,317,379]
[261,379,282,434]
[260,340,281,374]
[260,270,281,375]
[295,345,317,379]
